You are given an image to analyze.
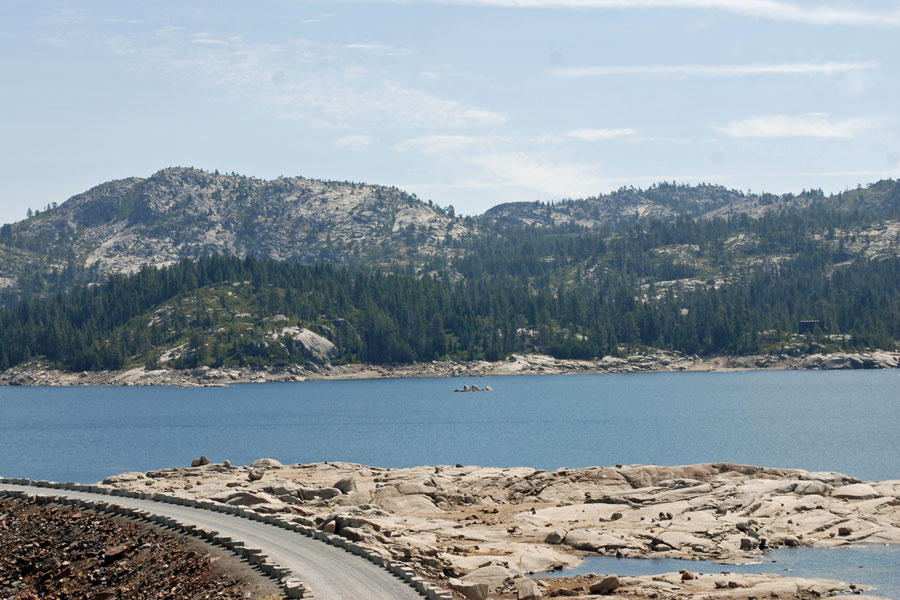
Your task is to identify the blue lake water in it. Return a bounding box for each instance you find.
[541,545,900,599]
[1,370,899,597]
[1,370,897,483]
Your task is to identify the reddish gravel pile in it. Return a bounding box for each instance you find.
[0,498,281,600]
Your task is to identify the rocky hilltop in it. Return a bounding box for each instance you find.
[482,180,900,229]
[0,167,465,300]
[101,459,900,599]
[3,170,898,306]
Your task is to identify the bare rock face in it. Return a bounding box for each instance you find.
[250,458,283,469]
[514,577,543,599]
[0,167,466,297]
[588,575,619,594]
[448,578,489,600]
[282,328,338,365]
[460,564,516,593]
[831,483,879,500]
[544,530,565,545]
[102,471,146,484]
[99,460,900,598]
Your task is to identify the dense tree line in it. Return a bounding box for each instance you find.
[0,247,898,372]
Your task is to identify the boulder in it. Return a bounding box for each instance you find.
[588,576,619,594]
[248,469,265,481]
[250,458,283,469]
[373,492,437,513]
[334,477,358,494]
[338,526,372,543]
[564,529,630,551]
[266,482,304,496]
[449,578,489,600]
[219,491,281,506]
[821,354,851,370]
[870,351,899,368]
[103,544,129,563]
[461,564,515,593]
[832,483,879,500]
[514,577,543,599]
[797,471,859,485]
[793,480,832,496]
[544,530,566,545]
[191,456,211,467]
[102,472,145,484]
[280,328,338,365]
[800,354,825,369]
[651,531,711,552]
[552,587,582,597]
[396,481,438,495]
[299,487,342,500]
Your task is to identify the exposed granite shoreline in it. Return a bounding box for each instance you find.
[1,350,898,387]
[96,459,899,599]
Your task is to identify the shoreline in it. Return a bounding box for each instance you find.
[94,459,900,599]
[1,349,897,387]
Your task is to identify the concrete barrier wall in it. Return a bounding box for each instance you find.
[1,477,455,599]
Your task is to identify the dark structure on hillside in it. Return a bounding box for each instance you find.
[798,319,827,335]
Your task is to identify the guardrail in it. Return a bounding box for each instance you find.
[0,478,453,600]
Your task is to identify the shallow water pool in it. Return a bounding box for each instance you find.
[539,545,900,599]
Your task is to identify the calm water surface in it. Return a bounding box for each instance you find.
[2,370,899,597]
[0,370,898,483]
[542,545,900,599]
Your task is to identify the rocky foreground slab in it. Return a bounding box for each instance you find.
[100,460,899,599]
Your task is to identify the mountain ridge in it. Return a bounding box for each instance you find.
[2,167,899,305]
[0,167,465,303]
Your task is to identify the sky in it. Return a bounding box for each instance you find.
[1,0,899,225]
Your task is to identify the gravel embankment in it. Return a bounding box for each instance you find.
[0,497,282,600]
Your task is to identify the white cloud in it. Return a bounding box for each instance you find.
[126,30,504,130]
[756,169,900,178]
[566,128,638,140]
[345,42,410,55]
[552,61,879,78]
[370,0,900,26]
[192,33,228,45]
[717,113,878,138]
[393,135,503,154]
[409,152,732,201]
[332,134,378,150]
[468,151,613,198]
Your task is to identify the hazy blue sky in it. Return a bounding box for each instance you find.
[2,0,899,224]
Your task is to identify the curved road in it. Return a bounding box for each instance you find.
[0,483,421,600]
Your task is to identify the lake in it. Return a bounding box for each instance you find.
[2,369,899,597]
[1,369,898,483]
[541,545,900,599]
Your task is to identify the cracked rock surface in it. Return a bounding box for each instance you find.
[104,460,900,599]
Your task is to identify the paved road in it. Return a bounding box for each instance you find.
[0,483,421,600]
